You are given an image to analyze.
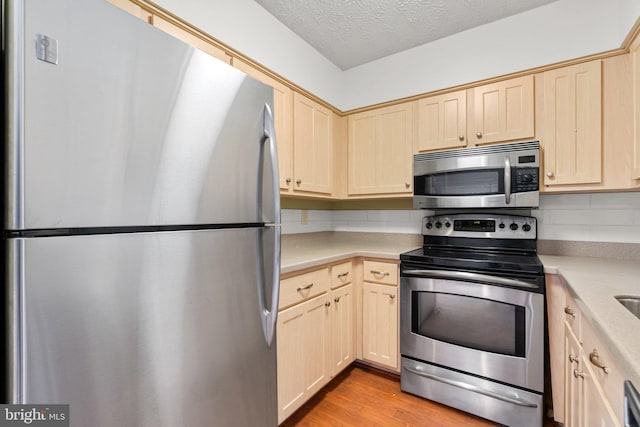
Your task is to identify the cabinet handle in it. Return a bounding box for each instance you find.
[573,369,584,379]
[296,283,314,292]
[547,172,554,178]
[405,182,411,189]
[564,306,576,318]
[285,178,291,184]
[370,270,390,277]
[458,135,465,141]
[589,349,609,374]
[296,179,302,185]
[476,131,483,138]
[324,301,331,307]
[389,294,396,300]
[334,297,340,303]
[337,272,349,279]
[569,354,580,363]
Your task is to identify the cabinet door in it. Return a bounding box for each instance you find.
[233,60,293,191]
[331,284,355,377]
[632,38,640,180]
[582,363,623,427]
[543,60,602,186]
[348,110,378,195]
[565,323,583,427]
[348,103,414,195]
[362,282,398,370]
[378,103,414,193]
[417,90,467,152]
[277,293,331,423]
[293,93,333,194]
[472,75,534,145]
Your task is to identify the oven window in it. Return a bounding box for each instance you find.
[415,169,504,196]
[411,291,525,357]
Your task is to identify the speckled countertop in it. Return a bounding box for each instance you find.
[280,233,640,385]
[540,255,640,387]
[280,231,422,274]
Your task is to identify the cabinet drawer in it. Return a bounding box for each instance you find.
[581,316,625,424]
[279,268,329,310]
[363,261,398,286]
[330,261,353,289]
[564,289,581,340]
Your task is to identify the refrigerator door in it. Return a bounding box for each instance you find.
[5,0,277,230]
[8,229,277,426]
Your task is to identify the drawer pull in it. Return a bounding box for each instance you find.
[370,270,390,277]
[589,349,609,374]
[324,301,331,307]
[337,272,349,279]
[296,283,314,292]
[569,354,580,363]
[334,297,341,303]
[573,369,584,379]
[564,306,576,318]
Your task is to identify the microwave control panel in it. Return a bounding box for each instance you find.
[515,168,539,192]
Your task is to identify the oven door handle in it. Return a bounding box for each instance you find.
[403,365,538,408]
[402,269,538,290]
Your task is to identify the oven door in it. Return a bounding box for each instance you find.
[400,272,544,392]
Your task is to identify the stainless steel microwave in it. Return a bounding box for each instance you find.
[413,141,540,209]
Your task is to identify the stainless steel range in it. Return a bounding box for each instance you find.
[400,213,545,427]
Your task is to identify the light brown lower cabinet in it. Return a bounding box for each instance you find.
[361,260,400,372]
[547,274,624,427]
[276,262,355,424]
[277,292,331,424]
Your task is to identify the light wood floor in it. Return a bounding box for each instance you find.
[281,364,556,427]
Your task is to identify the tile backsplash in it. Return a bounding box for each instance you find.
[282,192,640,244]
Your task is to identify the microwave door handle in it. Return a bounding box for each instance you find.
[504,156,512,204]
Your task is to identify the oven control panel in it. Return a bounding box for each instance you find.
[422,214,537,239]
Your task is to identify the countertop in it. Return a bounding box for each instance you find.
[539,255,640,387]
[280,231,421,275]
[280,233,640,385]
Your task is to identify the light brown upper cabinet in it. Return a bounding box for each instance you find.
[292,93,333,195]
[348,102,414,196]
[232,59,294,192]
[150,15,231,64]
[632,36,640,180]
[416,90,467,152]
[472,75,535,145]
[417,77,534,153]
[542,60,602,186]
[108,0,232,65]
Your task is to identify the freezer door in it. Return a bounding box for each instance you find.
[5,0,277,229]
[8,229,277,427]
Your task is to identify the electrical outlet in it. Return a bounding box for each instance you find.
[301,210,308,225]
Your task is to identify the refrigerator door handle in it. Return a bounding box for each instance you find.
[257,105,281,347]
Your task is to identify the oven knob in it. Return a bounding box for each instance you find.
[426,222,433,229]
[510,223,519,231]
[522,224,532,232]
[445,222,451,228]
[435,222,442,229]
[499,223,506,229]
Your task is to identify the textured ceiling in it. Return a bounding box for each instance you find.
[254,0,559,70]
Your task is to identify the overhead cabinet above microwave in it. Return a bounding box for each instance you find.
[413,141,540,209]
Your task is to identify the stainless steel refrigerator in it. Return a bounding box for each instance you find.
[3,0,281,425]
